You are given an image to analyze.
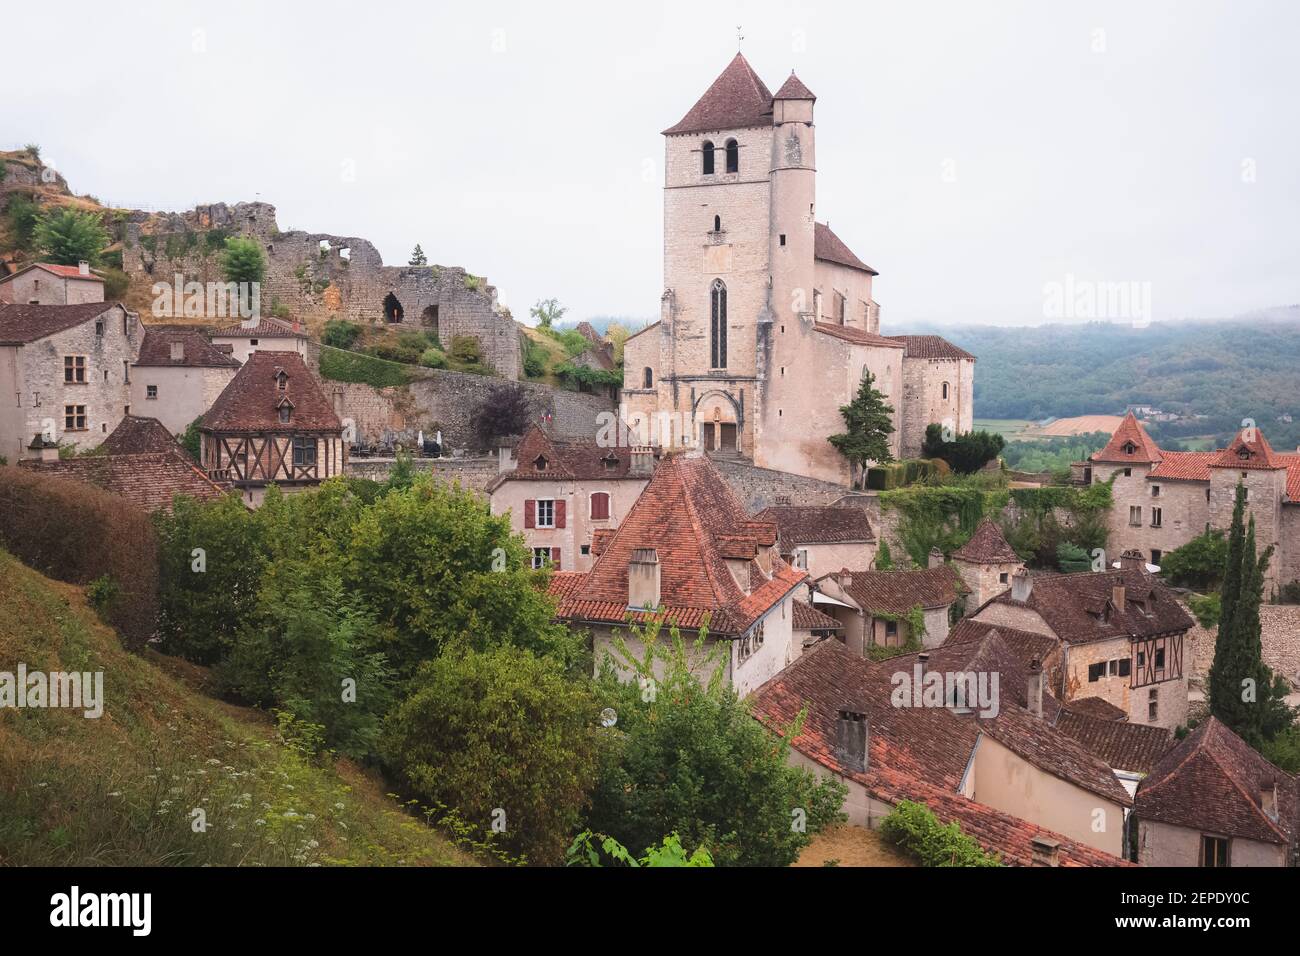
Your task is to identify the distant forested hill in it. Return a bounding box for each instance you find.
[896,314,1300,451]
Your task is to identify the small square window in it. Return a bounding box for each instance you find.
[146,385,158,400]
[1088,662,1106,682]
[999,572,1009,584]
[531,547,551,570]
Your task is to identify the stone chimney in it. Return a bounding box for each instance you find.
[1112,582,1126,611]
[928,547,945,569]
[27,433,59,462]
[630,445,654,478]
[839,570,853,590]
[834,709,868,774]
[1027,657,1043,718]
[1262,778,1280,821]
[1119,549,1145,572]
[1010,568,1032,602]
[78,260,90,276]
[1030,835,1061,867]
[628,547,661,611]
[170,340,185,362]
[917,651,929,679]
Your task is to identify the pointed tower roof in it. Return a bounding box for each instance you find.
[1089,412,1163,465]
[773,71,815,101]
[1210,425,1283,470]
[663,53,774,135]
[951,519,1020,564]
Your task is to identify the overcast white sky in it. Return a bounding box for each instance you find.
[6,0,1298,326]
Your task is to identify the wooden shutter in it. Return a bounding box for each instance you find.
[550,547,561,570]
[591,493,610,520]
[524,499,535,529]
[555,499,566,528]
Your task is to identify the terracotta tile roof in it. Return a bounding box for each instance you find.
[0,262,104,283]
[1136,717,1298,845]
[943,619,1060,676]
[555,454,803,635]
[885,334,976,361]
[1053,710,1173,775]
[821,565,965,615]
[493,423,646,486]
[0,302,123,345]
[754,504,875,548]
[574,321,605,345]
[663,53,774,135]
[814,222,878,275]
[99,415,185,456]
[812,322,905,349]
[210,317,304,337]
[1061,696,1127,721]
[18,451,229,513]
[1281,454,1300,500]
[591,528,614,558]
[201,351,341,434]
[951,518,1019,564]
[792,599,841,631]
[773,71,816,100]
[546,572,587,600]
[1090,412,1163,465]
[1148,451,1216,482]
[134,328,241,368]
[985,567,1193,645]
[1210,426,1284,470]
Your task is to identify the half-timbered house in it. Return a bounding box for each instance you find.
[199,351,344,506]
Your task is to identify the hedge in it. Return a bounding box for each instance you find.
[866,458,948,490]
[318,345,415,388]
[878,800,1002,867]
[0,466,159,647]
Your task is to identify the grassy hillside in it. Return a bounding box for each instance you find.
[0,549,474,867]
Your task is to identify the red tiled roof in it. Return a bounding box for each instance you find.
[1090,412,1163,465]
[773,71,816,101]
[99,415,185,456]
[492,423,648,487]
[1054,710,1174,775]
[951,519,1019,564]
[1136,717,1298,845]
[792,599,841,631]
[1210,426,1284,470]
[0,262,105,284]
[0,302,123,345]
[663,53,774,135]
[812,322,904,349]
[210,317,303,337]
[985,567,1193,645]
[814,222,877,275]
[555,455,803,635]
[547,572,587,600]
[885,334,976,361]
[201,351,341,434]
[821,565,965,615]
[944,619,1060,673]
[135,328,241,368]
[1283,454,1300,500]
[18,451,229,513]
[1061,696,1127,721]
[754,504,875,548]
[1148,451,1216,482]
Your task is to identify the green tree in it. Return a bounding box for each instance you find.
[922,424,1006,474]
[34,208,108,265]
[220,236,266,286]
[529,298,566,330]
[566,831,714,867]
[1159,530,1228,590]
[4,195,41,252]
[587,620,846,866]
[408,243,427,266]
[383,645,600,864]
[829,371,895,488]
[179,415,203,461]
[470,383,532,449]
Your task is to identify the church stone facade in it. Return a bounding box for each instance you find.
[623,54,974,485]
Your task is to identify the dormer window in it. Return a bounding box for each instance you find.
[1122,441,1136,455]
[534,455,548,471]
[602,453,618,471]
[276,370,288,391]
[278,405,291,424]
[1238,449,1251,460]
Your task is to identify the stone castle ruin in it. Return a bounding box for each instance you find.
[119,201,521,379]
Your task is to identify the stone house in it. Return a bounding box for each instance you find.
[621,54,973,484]
[0,302,141,461]
[488,423,653,573]
[749,634,1134,859]
[131,328,241,434]
[1133,717,1298,867]
[553,453,807,698]
[811,564,965,651]
[950,518,1024,610]
[1078,412,1300,594]
[210,317,306,366]
[966,554,1195,730]
[753,503,877,580]
[199,351,344,507]
[0,262,104,305]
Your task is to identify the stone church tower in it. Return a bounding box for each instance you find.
[622,54,974,485]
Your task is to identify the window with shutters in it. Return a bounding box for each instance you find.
[590,492,611,521]
[536,499,555,528]
[531,548,551,570]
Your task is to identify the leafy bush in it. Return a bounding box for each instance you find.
[1187,592,1221,629]
[1160,531,1228,590]
[384,645,600,864]
[866,458,947,490]
[554,362,622,392]
[34,208,108,265]
[100,267,130,300]
[449,334,484,365]
[419,348,447,369]
[521,336,547,378]
[85,574,121,622]
[220,236,266,285]
[566,831,714,867]
[922,424,1006,474]
[0,466,159,647]
[470,383,533,449]
[4,194,41,252]
[879,800,1002,866]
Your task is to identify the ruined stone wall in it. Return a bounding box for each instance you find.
[118,201,521,379]
[710,456,854,513]
[343,455,499,493]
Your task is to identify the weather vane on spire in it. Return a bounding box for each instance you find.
[737,25,744,52]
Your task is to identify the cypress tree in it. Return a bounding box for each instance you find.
[1208,484,1250,732]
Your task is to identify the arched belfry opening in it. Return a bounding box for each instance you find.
[382,292,404,323]
[702,140,715,175]
[725,138,739,173]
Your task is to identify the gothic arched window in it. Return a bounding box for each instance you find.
[713,214,722,232]
[725,138,739,173]
[942,382,950,400]
[710,279,728,369]
[702,141,715,175]
[643,366,653,389]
